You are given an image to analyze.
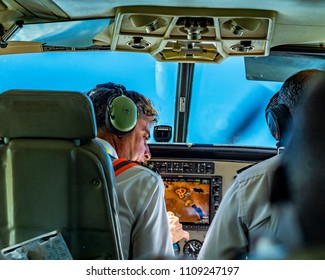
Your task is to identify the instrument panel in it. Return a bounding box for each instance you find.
[149,143,276,258]
[149,158,252,259]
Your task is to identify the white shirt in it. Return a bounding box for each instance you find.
[198,154,282,260]
[96,138,174,259]
[96,137,118,159]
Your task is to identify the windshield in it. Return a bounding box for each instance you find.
[0,51,281,147]
[189,58,281,146]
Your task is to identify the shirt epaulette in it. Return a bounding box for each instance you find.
[236,162,257,174]
[113,158,138,176]
[113,158,159,176]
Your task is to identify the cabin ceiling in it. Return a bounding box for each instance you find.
[0,0,324,63]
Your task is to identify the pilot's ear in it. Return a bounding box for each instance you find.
[270,164,290,203]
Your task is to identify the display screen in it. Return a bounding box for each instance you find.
[163,177,211,225]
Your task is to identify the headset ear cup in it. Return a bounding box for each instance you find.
[105,94,138,136]
[265,104,291,142]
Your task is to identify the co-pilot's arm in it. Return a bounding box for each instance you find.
[198,179,247,260]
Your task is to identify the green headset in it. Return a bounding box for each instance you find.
[105,84,138,137]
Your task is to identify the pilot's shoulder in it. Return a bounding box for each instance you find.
[113,158,160,177]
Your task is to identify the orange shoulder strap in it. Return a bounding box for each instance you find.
[112,158,138,176]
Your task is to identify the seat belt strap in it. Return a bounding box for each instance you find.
[113,158,138,176]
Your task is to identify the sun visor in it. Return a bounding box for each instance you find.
[8,18,111,48]
[245,45,325,82]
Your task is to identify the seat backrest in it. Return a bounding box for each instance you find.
[0,89,124,259]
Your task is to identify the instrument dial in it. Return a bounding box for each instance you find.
[183,239,202,259]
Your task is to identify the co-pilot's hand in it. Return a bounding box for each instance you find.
[167,211,190,243]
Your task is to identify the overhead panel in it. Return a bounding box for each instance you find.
[102,6,276,63]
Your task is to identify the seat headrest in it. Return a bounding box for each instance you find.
[0,90,97,140]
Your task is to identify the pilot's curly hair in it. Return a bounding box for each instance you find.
[88,84,158,129]
[278,69,323,114]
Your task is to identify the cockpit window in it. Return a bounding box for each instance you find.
[188,57,282,147]
[0,51,178,141]
[0,50,281,147]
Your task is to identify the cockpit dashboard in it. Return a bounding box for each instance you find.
[149,143,276,258]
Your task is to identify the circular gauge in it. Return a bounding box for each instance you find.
[183,239,202,259]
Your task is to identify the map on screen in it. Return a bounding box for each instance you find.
[164,177,210,225]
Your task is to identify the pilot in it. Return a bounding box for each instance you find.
[88,82,189,259]
[269,72,325,259]
[198,69,323,260]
